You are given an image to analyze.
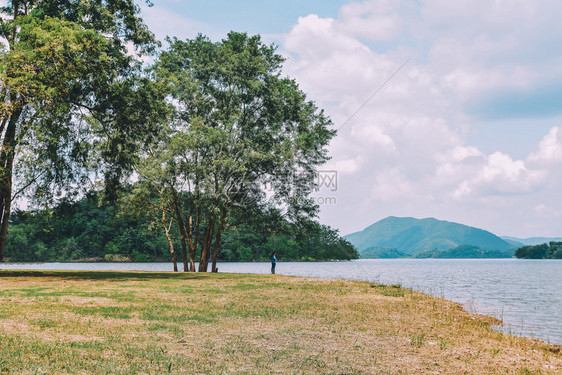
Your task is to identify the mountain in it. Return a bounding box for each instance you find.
[345,216,514,257]
[501,236,562,246]
[501,237,525,248]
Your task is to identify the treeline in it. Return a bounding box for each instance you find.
[5,190,358,263]
[414,245,512,259]
[360,245,513,259]
[515,242,562,259]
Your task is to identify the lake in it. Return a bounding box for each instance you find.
[1,258,560,345]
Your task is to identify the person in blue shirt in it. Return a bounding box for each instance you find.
[270,252,277,274]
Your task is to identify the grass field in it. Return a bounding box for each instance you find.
[0,270,560,374]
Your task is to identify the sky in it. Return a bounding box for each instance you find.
[140,0,562,238]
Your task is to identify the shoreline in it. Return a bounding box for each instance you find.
[0,270,560,373]
[1,260,561,346]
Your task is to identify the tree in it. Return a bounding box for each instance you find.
[0,0,160,261]
[5,186,358,263]
[147,32,335,271]
[516,242,562,259]
[126,147,182,271]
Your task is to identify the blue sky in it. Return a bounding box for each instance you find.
[141,0,346,41]
[157,0,344,34]
[141,0,562,238]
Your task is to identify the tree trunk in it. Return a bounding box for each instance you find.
[211,209,227,273]
[186,203,198,272]
[198,218,215,272]
[162,218,177,272]
[1,4,30,261]
[0,109,21,262]
[158,189,177,272]
[193,202,201,271]
[0,160,16,262]
[170,187,189,272]
[0,195,12,262]
[176,216,189,272]
[198,223,210,272]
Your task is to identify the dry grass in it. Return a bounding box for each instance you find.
[0,270,560,374]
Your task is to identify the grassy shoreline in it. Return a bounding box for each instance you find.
[0,270,560,374]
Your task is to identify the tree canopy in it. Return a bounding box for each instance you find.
[1,4,354,269]
[515,242,562,259]
[0,0,164,261]
[137,32,336,271]
[5,188,359,263]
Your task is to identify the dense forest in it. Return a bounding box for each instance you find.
[5,189,358,263]
[515,242,562,259]
[414,245,512,259]
[359,245,512,259]
[0,1,358,270]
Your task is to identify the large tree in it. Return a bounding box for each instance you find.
[0,0,161,261]
[148,32,335,272]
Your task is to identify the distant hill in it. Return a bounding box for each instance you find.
[501,236,562,246]
[415,245,512,259]
[345,216,514,257]
[360,246,409,259]
[501,237,525,248]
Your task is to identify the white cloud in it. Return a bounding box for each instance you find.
[336,0,408,41]
[351,123,395,152]
[451,152,546,198]
[280,0,562,237]
[534,203,562,219]
[528,127,562,165]
[481,153,526,183]
[326,158,360,175]
[283,14,394,102]
[371,168,414,200]
[132,0,562,237]
[450,145,483,162]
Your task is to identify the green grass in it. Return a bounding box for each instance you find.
[370,282,405,297]
[0,269,560,374]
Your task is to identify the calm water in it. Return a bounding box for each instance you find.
[1,259,560,345]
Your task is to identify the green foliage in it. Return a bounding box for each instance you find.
[515,242,562,259]
[1,0,159,195]
[208,216,359,262]
[0,0,164,261]
[1,5,337,267]
[414,245,512,259]
[360,246,409,259]
[134,32,337,271]
[5,189,358,263]
[6,192,172,262]
[152,32,336,217]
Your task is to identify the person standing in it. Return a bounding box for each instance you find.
[270,252,277,274]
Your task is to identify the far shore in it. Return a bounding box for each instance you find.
[0,270,560,374]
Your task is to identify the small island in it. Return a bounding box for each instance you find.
[515,242,562,259]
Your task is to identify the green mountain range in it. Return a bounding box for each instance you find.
[345,217,515,258]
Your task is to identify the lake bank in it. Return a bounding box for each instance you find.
[3,259,560,346]
[0,270,560,374]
